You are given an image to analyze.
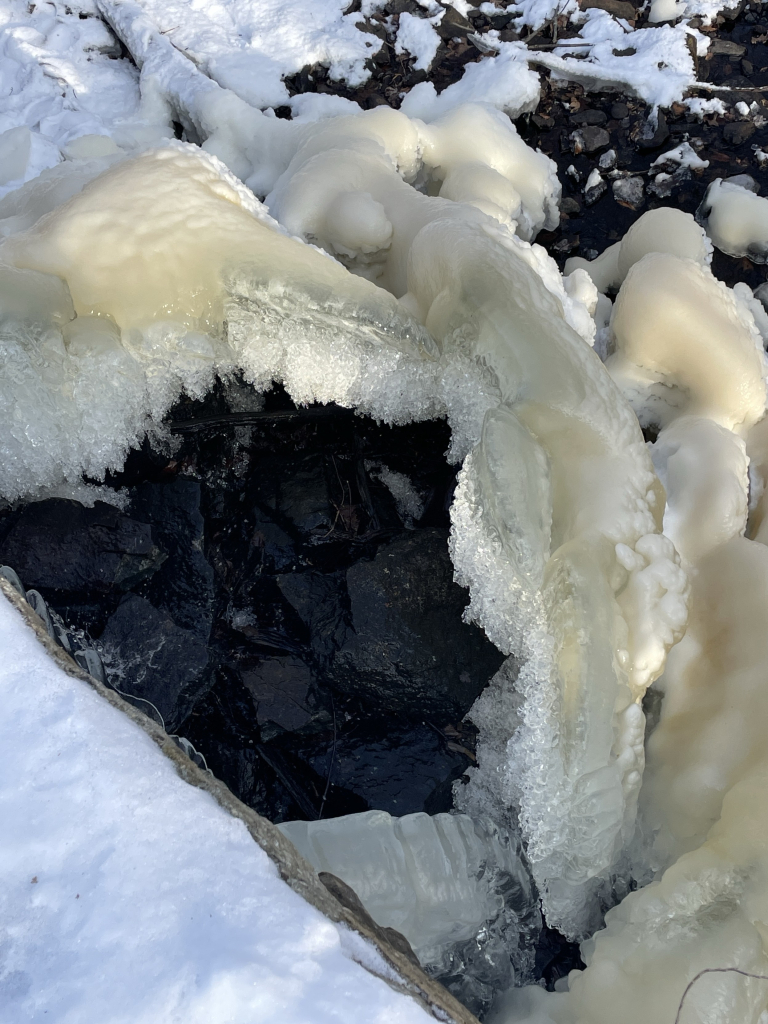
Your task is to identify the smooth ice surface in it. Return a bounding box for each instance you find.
[608,252,766,432]
[698,177,768,263]
[565,207,711,294]
[279,810,534,965]
[0,593,434,1024]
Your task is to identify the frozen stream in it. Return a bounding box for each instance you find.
[2,1,768,1021]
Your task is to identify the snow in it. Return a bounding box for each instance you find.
[103,0,383,111]
[527,12,707,109]
[395,11,443,72]
[400,43,540,121]
[0,592,434,1024]
[651,139,709,170]
[0,0,140,196]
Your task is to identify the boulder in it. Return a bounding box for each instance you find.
[130,478,214,640]
[99,594,214,732]
[330,529,503,717]
[0,499,163,595]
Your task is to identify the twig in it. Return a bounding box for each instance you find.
[674,968,768,1024]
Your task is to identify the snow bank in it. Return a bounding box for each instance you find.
[0,590,436,1024]
[0,0,141,197]
[100,0,384,112]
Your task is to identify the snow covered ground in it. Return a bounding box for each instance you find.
[0,0,735,199]
[0,589,437,1024]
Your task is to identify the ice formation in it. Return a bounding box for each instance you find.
[499,208,768,1024]
[279,809,537,991]
[0,46,688,945]
[698,177,768,263]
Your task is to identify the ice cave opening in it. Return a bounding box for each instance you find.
[3,21,768,1020]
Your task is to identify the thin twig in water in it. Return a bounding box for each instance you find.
[674,968,768,1024]
[318,696,337,820]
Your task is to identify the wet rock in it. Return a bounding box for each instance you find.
[633,110,670,150]
[250,507,296,572]
[99,594,215,732]
[318,872,421,968]
[0,499,163,596]
[329,529,504,717]
[241,656,313,732]
[560,197,581,215]
[277,570,350,662]
[304,722,470,816]
[724,120,757,144]
[710,38,747,56]
[584,178,608,205]
[267,456,334,539]
[648,165,691,197]
[130,478,214,640]
[725,172,759,191]
[611,101,630,119]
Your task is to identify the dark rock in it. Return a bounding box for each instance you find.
[99,594,214,731]
[584,179,608,205]
[633,110,670,150]
[386,0,422,12]
[304,722,470,816]
[569,109,608,126]
[277,570,350,662]
[0,499,164,595]
[581,0,636,19]
[318,872,421,968]
[435,6,472,38]
[241,656,313,732]
[329,529,504,716]
[724,120,757,144]
[130,478,214,640]
[267,456,334,539]
[580,126,611,152]
[250,507,295,571]
[611,102,629,119]
[742,58,754,75]
[560,197,582,215]
[710,37,747,55]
